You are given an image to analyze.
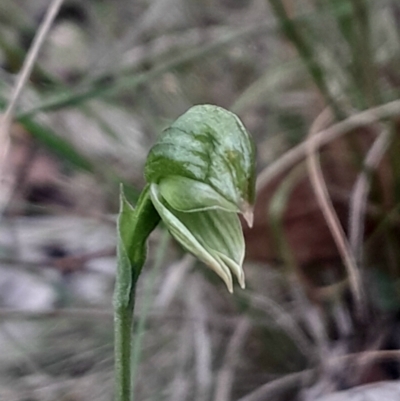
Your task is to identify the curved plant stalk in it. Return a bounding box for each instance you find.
[306,109,365,319]
[114,186,160,401]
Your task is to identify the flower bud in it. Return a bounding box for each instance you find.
[145,105,256,291]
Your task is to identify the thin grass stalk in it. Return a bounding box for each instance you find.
[349,0,381,106]
[0,0,64,208]
[130,230,170,398]
[306,109,365,319]
[322,0,354,44]
[268,164,314,296]
[364,204,400,254]
[213,318,251,401]
[269,168,301,272]
[244,293,313,357]
[267,0,343,118]
[0,0,64,134]
[237,369,313,401]
[317,0,369,109]
[349,127,392,264]
[238,348,400,401]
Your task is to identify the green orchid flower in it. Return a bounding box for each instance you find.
[144,104,256,292]
[114,104,256,401]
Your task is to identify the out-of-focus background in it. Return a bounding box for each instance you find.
[1,1,400,400]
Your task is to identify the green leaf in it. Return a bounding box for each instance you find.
[115,192,136,309]
[19,117,94,172]
[114,185,161,308]
[115,191,137,309]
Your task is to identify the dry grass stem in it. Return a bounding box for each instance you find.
[290,282,331,364]
[349,127,392,264]
[342,349,400,365]
[257,99,400,190]
[238,349,400,401]
[167,321,193,401]
[154,254,195,310]
[213,318,251,401]
[237,369,314,401]
[246,293,313,357]
[306,109,365,318]
[188,277,213,401]
[0,0,64,169]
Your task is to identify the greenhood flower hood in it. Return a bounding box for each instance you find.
[144,105,256,292]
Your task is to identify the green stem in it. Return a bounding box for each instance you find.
[114,292,135,401]
[114,185,161,401]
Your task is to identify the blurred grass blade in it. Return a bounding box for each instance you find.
[130,229,170,399]
[269,165,305,274]
[349,0,380,106]
[18,117,94,172]
[268,0,343,118]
